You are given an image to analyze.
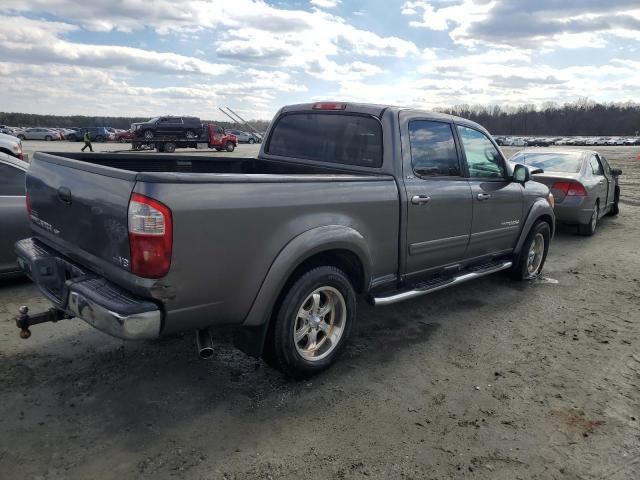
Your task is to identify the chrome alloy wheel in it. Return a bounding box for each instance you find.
[293,286,346,362]
[527,232,545,276]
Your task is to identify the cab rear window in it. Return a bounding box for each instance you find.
[266,113,382,167]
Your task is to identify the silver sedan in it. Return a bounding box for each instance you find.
[0,152,30,276]
[15,128,61,141]
[510,148,621,236]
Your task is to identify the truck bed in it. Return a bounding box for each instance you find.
[40,152,380,176]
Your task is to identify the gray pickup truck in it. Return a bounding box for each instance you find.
[15,102,555,377]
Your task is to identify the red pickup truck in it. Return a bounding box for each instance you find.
[208,124,237,151]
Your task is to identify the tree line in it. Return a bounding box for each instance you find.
[438,99,640,136]
[0,112,271,133]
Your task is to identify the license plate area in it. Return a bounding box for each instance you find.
[17,239,89,309]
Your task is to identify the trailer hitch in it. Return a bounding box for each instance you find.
[15,306,71,339]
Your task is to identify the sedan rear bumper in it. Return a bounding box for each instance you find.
[15,238,162,340]
[554,197,593,225]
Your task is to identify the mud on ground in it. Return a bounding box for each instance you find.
[1,146,639,479]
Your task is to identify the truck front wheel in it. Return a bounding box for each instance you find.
[265,266,356,378]
[511,220,550,280]
[225,142,235,152]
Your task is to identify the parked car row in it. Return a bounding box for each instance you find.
[1,117,263,145]
[495,135,640,147]
[4,101,625,379]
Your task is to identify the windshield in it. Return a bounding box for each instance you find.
[511,152,583,173]
[148,117,160,123]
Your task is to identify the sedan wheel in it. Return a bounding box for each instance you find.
[579,203,598,236]
[44,135,52,141]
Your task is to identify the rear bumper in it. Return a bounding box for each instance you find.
[15,238,162,340]
[554,197,593,225]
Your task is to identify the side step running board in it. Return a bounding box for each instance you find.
[371,261,513,306]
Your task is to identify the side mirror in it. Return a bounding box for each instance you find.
[512,164,530,184]
[611,168,622,176]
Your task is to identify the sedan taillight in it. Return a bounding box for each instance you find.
[552,181,587,196]
[128,193,172,278]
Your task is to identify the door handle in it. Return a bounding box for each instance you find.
[477,193,491,201]
[411,195,431,205]
[598,180,605,185]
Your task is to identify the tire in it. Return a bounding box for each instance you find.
[143,130,154,139]
[578,201,599,236]
[17,134,25,141]
[163,142,176,153]
[511,220,551,280]
[44,135,52,141]
[265,266,356,378]
[184,130,196,139]
[225,142,235,152]
[248,138,255,144]
[608,187,620,216]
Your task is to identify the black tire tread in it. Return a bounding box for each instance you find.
[265,266,355,378]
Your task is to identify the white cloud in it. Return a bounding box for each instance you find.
[310,0,341,8]
[0,16,229,76]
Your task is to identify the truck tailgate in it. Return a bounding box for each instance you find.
[26,152,136,272]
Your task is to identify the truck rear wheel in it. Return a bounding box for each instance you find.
[265,266,356,378]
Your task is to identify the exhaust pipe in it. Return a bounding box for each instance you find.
[195,329,214,359]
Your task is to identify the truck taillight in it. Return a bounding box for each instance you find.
[128,193,172,278]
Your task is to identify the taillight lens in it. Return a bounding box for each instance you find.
[128,193,172,278]
[552,181,587,196]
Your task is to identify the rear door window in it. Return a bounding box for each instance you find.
[267,113,382,167]
[408,120,460,177]
[589,155,604,175]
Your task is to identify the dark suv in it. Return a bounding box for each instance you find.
[136,116,203,140]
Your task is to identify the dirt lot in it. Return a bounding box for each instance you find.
[1,144,639,479]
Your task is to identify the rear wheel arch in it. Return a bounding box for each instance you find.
[243,225,371,326]
[234,227,372,357]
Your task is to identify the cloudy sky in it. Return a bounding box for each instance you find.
[2,0,639,120]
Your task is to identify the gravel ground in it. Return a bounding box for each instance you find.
[1,143,639,479]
